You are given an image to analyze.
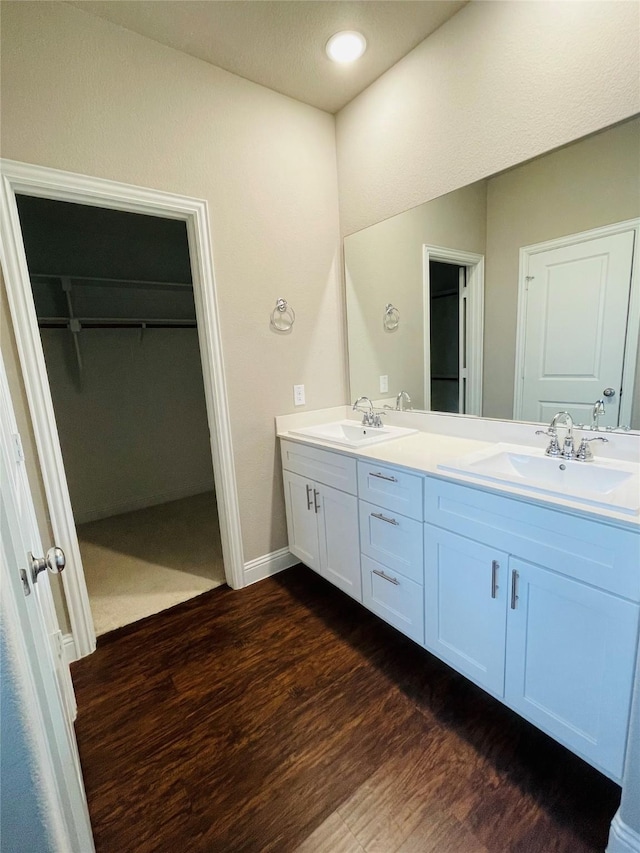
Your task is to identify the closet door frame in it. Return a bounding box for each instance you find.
[0,158,245,658]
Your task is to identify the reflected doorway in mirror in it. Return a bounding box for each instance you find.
[423,245,484,417]
[513,219,640,428]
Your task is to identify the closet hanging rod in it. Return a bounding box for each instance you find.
[30,273,193,290]
[38,316,197,329]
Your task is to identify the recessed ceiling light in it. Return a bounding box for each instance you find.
[326,31,367,64]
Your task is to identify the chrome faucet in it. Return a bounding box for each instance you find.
[536,410,609,461]
[591,399,605,430]
[395,390,412,411]
[352,396,383,427]
[550,411,575,459]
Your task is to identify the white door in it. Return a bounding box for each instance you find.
[1,362,94,851]
[505,558,639,780]
[516,227,636,426]
[282,470,320,571]
[317,484,361,601]
[424,528,508,697]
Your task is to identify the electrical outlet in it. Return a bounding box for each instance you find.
[379,375,389,394]
[294,384,305,406]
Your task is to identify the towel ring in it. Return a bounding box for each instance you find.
[270,297,295,331]
[384,303,400,331]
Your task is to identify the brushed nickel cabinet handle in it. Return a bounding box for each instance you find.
[371,512,399,526]
[372,568,400,586]
[306,484,313,511]
[313,489,320,513]
[491,560,499,599]
[370,471,398,483]
[511,569,519,609]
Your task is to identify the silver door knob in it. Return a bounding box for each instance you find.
[31,546,66,583]
[603,387,616,397]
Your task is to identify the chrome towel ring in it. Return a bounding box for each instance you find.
[384,303,400,331]
[270,297,295,331]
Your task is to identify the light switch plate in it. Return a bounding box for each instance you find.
[380,375,389,393]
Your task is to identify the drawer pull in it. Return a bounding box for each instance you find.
[313,489,320,514]
[371,511,399,526]
[373,568,400,586]
[491,560,499,599]
[370,471,398,483]
[305,484,313,511]
[510,569,519,610]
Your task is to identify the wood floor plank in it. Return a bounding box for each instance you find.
[295,811,366,853]
[71,565,621,853]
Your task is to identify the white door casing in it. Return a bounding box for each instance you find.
[1,357,94,852]
[0,159,245,658]
[514,220,640,427]
[422,245,484,416]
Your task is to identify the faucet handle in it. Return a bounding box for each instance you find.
[536,428,561,457]
[575,435,609,462]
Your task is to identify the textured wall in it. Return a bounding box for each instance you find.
[336,0,640,236]
[41,328,215,523]
[1,2,344,571]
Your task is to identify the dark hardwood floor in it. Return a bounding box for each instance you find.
[71,565,620,853]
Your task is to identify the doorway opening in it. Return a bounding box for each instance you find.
[15,196,226,636]
[428,260,465,413]
[423,245,484,416]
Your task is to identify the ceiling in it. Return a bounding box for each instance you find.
[68,1,468,113]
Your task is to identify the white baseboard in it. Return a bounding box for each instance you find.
[74,481,215,524]
[243,547,298,586]
[608,813,640,853]
[62,633,79,666]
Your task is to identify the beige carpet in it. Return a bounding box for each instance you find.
[77,492,226,636]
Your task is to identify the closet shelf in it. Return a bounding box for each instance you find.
[38,317,196,329]
[430,288,459,300]
[30,273,192,291]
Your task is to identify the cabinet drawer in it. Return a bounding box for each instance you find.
[358,461,423,520]
[359,500,423,584]
[425,477,640,600]
[362,555,424,644]
[280,439,357,495]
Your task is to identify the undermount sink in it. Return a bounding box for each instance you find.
[438,443,640,515]
[288,420,417,448]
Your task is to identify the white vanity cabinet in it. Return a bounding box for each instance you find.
[424,477,640,781]
[358,461,425,643]
[280,440,361,601]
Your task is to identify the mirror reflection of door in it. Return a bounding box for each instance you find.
[429,260,466,414]
[515,223,638,427]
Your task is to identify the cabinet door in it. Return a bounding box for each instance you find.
[425,527,508,697]
[318,484,361,602]
[282,470,320,571]
[505,558,639,780]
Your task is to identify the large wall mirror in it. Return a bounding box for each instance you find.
[345,116,640,430]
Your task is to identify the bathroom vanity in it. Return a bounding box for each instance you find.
[277,410,640,785]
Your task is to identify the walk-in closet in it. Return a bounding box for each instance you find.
[16,196,225,635]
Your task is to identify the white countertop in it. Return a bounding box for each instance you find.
[276,407,640,530]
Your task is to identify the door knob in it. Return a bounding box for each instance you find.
[30,546,66,583]
[603,387,616,397]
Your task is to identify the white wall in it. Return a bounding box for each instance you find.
[41,328,214,523]
[0,1,344,574]
[345,180,486,408]
[336,0,640,236]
